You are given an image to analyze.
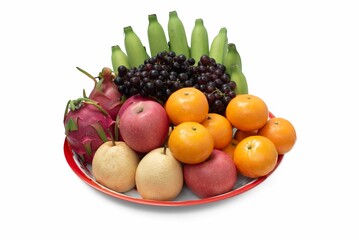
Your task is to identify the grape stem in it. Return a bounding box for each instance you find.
[213,87,225,96]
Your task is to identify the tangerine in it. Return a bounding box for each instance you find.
[222,138,239,160]
[168,121,214,164]
[234,129,258,142]
[165,87,209,125]
[258,117,296,155]
[201,113,233,149]
[233,135,278,178]
[226,94,268,131]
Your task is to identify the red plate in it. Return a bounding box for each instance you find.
[64,112,283,207]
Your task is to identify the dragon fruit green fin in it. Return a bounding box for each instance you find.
[92,122,109,143]
[83,142,92,159]
[65,117,78,135]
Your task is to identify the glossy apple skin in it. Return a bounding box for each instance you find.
[183,149,237,198]
[116,95,153,141]
[117,95,153,119]
[119,100,169,153]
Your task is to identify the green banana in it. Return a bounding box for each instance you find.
[230,65,248,94]
[209,27,228,64]
[147,14,169,57]
[124,26,149,68]
[111,45,130,73]
[190,18,209,64]
[168,11,190,57]
[224,43,242,75]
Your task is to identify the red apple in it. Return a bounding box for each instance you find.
[119,100,169,153]
[183,149,237,198]
[116,95,152,141]
[117,94,153,119]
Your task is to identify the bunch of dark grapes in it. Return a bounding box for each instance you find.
[115,51,194,103]
[194,55,237,114]
[114,51,237,115]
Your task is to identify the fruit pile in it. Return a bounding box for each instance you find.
[112,11,247,115]
[64,11,296,201]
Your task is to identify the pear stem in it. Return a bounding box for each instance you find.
[108,130,116,146]
[162,125,174,155]
[163,144,167,155]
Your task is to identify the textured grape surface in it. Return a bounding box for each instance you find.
[114,51,237,115]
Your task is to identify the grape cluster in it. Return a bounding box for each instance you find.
[193,55,237,114]
[114,51,237,114]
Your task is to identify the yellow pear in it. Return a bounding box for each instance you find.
[92,141,139,193]
[135,147,183,201]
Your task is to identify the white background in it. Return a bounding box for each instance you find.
[1,0,358,239]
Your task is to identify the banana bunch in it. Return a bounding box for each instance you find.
[209,27,228,64]
[110,11,248,94]
[224,43,247,94]
[190,18,209,64]
[168,11,190,58]
[124,26,150,68]
[148,14,169,57]
[111,45,130,73]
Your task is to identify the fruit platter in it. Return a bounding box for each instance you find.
[63,11,296,206]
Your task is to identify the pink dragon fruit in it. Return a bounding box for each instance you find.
[64,97,115,163]
[77,67,124,121]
